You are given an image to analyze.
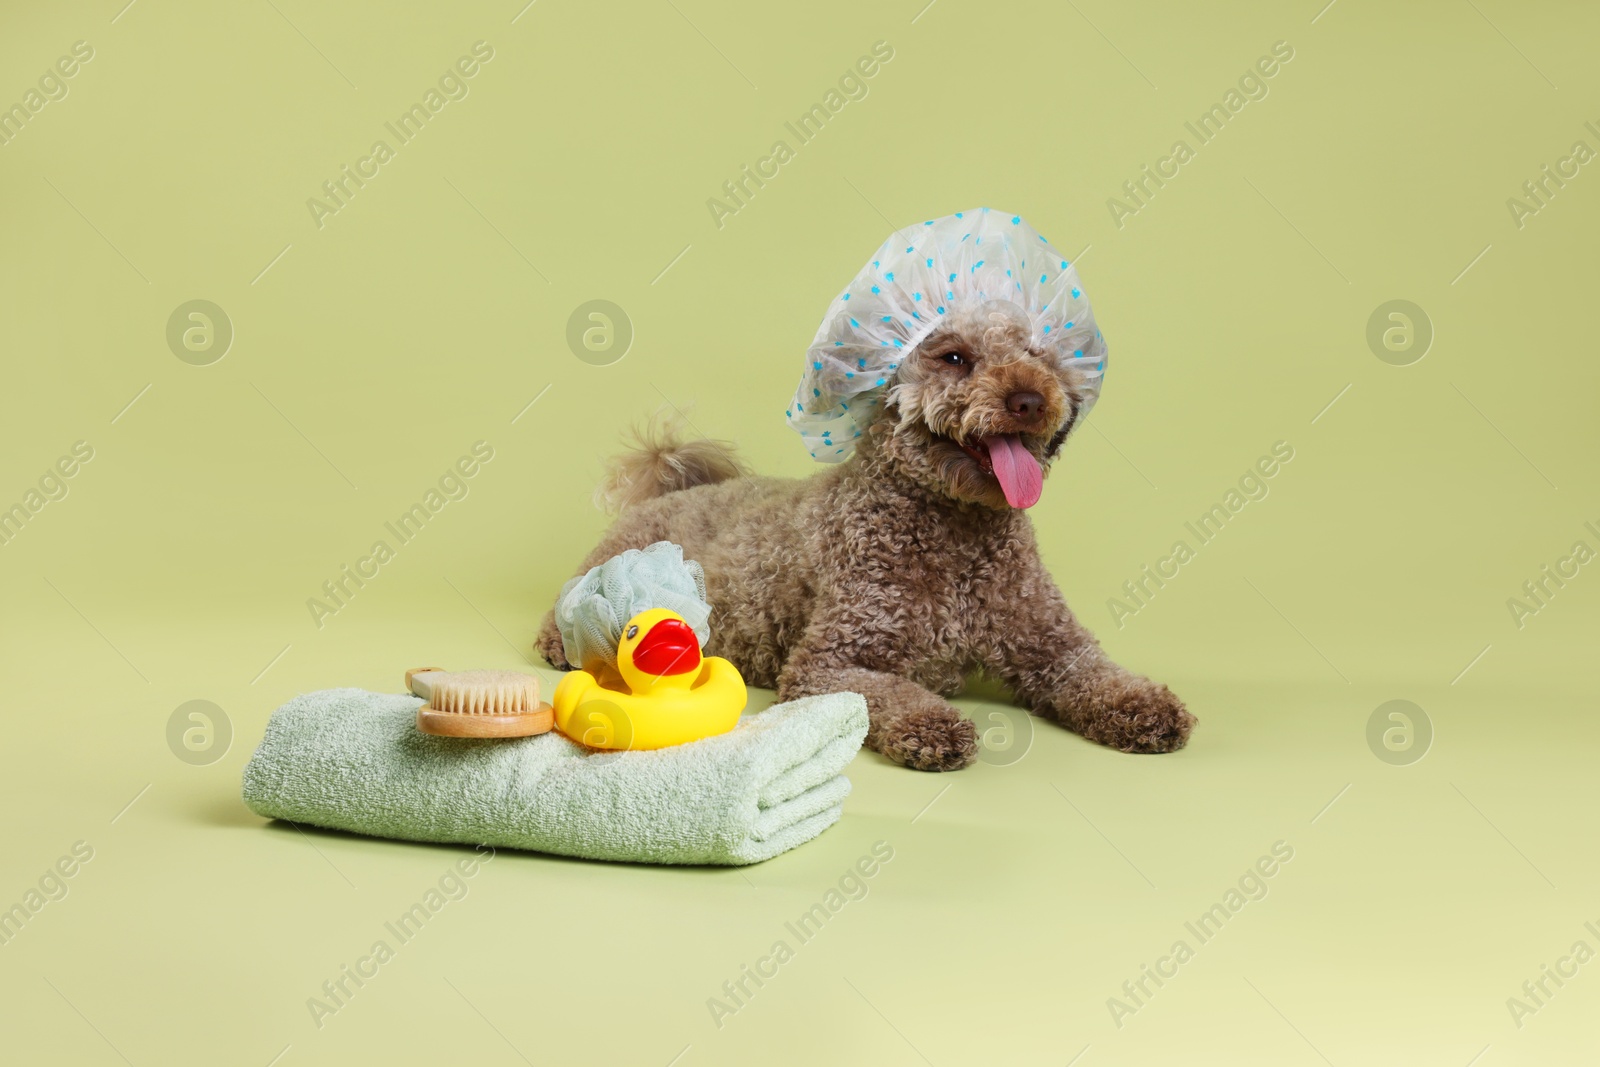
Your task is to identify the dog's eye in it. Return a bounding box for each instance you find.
[940,351,967,367]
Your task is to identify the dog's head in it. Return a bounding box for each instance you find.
[788,210,1105,493]
[871,299,1088,510]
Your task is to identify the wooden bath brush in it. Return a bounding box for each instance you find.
[406,668,554,738]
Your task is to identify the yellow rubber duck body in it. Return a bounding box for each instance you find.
[552,607,747,750]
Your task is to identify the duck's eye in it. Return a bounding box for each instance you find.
[940,351,967,367]
[625,624,638,639]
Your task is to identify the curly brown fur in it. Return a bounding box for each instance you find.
[540,302,1195,770]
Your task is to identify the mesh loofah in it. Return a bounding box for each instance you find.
[554,541,711,673]
[787,207,1107,461]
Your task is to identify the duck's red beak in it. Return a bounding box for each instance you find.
[630,618,702,677]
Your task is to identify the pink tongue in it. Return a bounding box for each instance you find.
[985,434,1043,509]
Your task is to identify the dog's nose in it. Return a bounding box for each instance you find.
[1007,391,1044,420]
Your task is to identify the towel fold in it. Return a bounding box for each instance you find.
[241,687,868,866]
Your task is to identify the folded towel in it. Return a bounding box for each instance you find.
[241,688,868,866]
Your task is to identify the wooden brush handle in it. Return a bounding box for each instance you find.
[405,667,447,700]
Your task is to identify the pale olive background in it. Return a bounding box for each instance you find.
[3,1,1598,1064]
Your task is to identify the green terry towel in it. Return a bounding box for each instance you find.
[241,688,868,866]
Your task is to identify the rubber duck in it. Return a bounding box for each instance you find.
[552,607,747,750]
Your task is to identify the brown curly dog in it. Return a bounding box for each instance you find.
[537,302,1195,771]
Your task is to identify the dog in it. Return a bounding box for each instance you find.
[536,298,1195,771]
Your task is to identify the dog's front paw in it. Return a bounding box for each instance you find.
[878,706,979,772]
[535,613,571,670]
[1080,681,1195,754]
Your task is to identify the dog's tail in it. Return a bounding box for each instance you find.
[595,416,747,514]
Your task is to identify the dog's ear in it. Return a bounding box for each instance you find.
[869,388,901,427]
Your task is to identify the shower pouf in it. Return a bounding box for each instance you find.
[553,540,711,674]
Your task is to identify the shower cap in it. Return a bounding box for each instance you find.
[787,207,1107,461]
[554,541,711,673]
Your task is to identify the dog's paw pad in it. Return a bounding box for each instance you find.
[882,708,979,772]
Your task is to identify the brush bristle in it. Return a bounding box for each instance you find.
[428,670,540,715]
